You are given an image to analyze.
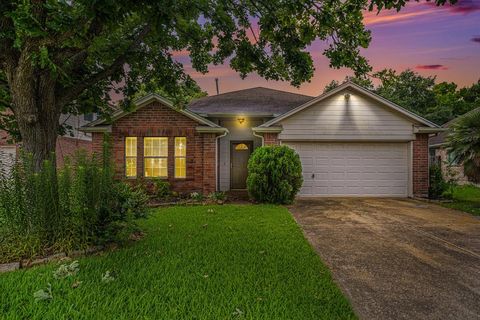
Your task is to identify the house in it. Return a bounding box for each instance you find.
[80,82,442,198]
[0,114,94,174]
[429,107,480,184]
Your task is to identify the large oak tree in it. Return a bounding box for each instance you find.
[0,0,454,169]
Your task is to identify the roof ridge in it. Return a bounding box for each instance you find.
[189,86,313,103]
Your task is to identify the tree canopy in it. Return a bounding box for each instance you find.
[0,0,457,168]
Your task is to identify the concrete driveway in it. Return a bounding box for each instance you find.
[289,198,480,320]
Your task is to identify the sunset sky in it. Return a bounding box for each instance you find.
[179,0,480,97]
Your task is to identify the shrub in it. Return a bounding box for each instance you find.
[0,135,147,263]
[247,145,303,204]
[153,179,171,199]
[429,164,447,199]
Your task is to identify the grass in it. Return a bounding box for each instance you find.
[441,185,480,216]
[0,205,355,319]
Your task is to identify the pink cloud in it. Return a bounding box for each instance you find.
[415,64,448,70]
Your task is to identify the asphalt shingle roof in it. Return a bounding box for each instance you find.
[188,87,314,116]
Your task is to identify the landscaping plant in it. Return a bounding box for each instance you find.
[0,137,148,263]
[247,145,303,204]
[446,108,480,183]
[428,164,448,199]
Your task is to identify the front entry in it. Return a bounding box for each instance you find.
[230,141,253,189]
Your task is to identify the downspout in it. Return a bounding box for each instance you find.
[252,130,264,146]
[215,131,228,191]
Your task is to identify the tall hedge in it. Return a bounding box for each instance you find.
[247,145,303,204]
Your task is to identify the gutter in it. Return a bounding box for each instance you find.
[414,127,447,134]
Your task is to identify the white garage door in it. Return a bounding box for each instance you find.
[284,142,409,197]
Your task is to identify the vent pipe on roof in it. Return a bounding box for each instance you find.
[215,78,219,95]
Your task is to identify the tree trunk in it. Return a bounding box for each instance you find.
[6,53,60,171]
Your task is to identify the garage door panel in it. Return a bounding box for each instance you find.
[285,142,409,197]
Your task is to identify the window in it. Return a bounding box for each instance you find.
[175,137,187,178]
[125,137,137,178]
[144,137,168,177]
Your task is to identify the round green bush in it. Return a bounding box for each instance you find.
[246,145,303,204]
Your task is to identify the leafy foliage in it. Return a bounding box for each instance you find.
[0,136,149,263]
[446,108,480,183]
[429,164,447,199]
[0,0,456,151]
[153,179,171,200]
[247,145,303,204]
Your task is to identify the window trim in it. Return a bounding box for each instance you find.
[143,137,168,178]
[174,137,187,179]
[125,137,137,178]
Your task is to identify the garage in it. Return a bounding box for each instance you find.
[284,142,409,197]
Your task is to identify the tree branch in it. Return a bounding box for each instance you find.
[57,24,152,108]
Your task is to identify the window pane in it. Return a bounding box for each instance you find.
[175,137,186,157]
[144,158,168,178]
[126,158,137,177]
[144,137,168,157]
[125,137,137,157]
[175,157,186,178]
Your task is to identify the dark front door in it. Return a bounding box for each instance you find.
[230,141,253,189]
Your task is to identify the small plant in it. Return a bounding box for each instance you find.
[190,192,204,202]
[429,164,447,199]
[102,270,115,283]
[33,283,53,302]
[208,191,227,204]
[53,260,79,279]
[153,179,171,199]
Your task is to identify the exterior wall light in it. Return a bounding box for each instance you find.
[344,93,350,100]
[237,117,245,124]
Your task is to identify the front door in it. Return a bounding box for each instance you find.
[230,141,253,189]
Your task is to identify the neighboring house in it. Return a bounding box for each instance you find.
[0,113,95,174]
[429,107,480,184]
[81,82,441,198]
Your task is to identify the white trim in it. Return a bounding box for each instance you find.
[215,131,229,191]
[252,126,283,133]
[261,81,439,128]
[195,126,229,133]
[414,127,446,133]
[408,141,413,198]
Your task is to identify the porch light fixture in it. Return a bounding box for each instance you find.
[344,93,350,100]
[237,117,245,124]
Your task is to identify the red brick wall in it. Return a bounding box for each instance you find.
[263,133,279,145]
[94,102,217,194]
[56,136,92,167]
[1,128,92,168]
[413,133,429,197]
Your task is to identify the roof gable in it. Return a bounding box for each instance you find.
[81,93,220,131]
[261,82,439,128]
[188,87,313,116]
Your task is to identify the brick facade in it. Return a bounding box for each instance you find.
[1,129,91,168]
[93,102,217,194]
[413,133,429,198]
[56,136,92,167]
[263,133,279,145]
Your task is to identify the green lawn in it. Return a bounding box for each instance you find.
[441,185,480,216]
[0,205,355,320]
